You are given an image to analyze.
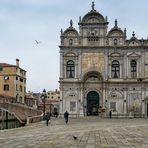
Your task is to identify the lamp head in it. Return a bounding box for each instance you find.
[43,89,46,93]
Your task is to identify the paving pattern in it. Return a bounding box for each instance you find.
[0,117,148,148]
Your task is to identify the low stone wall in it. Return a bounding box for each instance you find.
[27,115,43,124]
[106,112,146,118]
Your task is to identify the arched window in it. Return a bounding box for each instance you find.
[111,60,120,78]
[131,60,137,78]
[114,39,118,46]
[69,39,73,46]
[66,60,75,78]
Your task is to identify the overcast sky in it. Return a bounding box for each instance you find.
[0,0,148,92]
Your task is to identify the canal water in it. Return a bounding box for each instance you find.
[0,119,21,130]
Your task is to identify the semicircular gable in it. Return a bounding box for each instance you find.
[63,30,78,37]
[127,38,141,46]
[82,71,103,82]
[82,11,105,24]
[108,29,124,37]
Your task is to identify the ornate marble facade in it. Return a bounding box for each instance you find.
[59,2,148,117]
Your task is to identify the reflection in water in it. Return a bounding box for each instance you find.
[0,109,21,130]
[0,120,21,130]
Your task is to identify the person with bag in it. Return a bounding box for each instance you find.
[64,111,69,124]
[45,112,51,126]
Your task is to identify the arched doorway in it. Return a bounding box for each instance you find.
[87,91,99,116]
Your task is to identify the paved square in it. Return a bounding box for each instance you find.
[0,117,148,148]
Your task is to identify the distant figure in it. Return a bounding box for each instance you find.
[64,111,69,124]
[45,112,51,126]
[109,110,112,119]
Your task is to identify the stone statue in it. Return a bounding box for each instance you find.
[70,19,73,27]
[92,2,95,10]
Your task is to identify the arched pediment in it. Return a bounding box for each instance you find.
[127,37,141,46]
[82,71,103,82]
[81,11,105,24]
[63,27,78,37]
[110,52,122,57]
[65,52,77,57]
[108,29,124,37]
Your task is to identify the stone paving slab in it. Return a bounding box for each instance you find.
[0,117,148,147]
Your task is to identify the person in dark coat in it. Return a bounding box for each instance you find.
[45,112,51,126]
[64,111,69,124]
[109,110,112,119]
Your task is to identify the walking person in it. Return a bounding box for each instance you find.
[64,111,69,124]
[109,110,112,119]
[45,112,51,126]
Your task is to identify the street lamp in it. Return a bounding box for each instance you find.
[41,89,47,120]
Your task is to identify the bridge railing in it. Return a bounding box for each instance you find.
[27,115,43,124]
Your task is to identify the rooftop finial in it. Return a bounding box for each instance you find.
[124,28,126,35]
[70,19,73,27]
[132,31,135,37]
[115,19,117,27]
[60,29,63,35]
[79,16,81,23]
[105,16,108,22]
[92,1,95,10]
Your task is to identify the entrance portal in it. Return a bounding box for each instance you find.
[147,103,148,116]
[87,91,99,116]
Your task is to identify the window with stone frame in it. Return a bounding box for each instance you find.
[111,60,120,78]
[20,85,23,92]
[114,39,118,46]
[69,39,73,46]
[4,84,9,91]
[110,102,116,112]
[66,60,75,78]
[70,101,76,112]
[130,60,137,78]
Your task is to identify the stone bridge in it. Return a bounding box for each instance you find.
[0,102,42,125]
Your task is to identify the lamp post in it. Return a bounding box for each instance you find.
[41,89,47,120]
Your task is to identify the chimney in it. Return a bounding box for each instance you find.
[16,59,19,67]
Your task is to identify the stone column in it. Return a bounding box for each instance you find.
[142,89,145,115]
[120,62,122,79]
[79,84,84,116]
[142,100,145,115]
[124,90,127,114]
[59,88,63,116]
[102,85,106,108]
[105,89,109,117]
[60,51,63,78]
[126,56,129,78]
[75,57,78,79]
[78,52,82,79]
[105,51,108,80]
[123,53,127,79]
[141,53,144,78]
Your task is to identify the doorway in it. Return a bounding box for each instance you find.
[87,91,99,116]
[147,103,148,116]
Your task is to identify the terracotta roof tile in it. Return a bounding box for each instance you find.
[0,63,16,67]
